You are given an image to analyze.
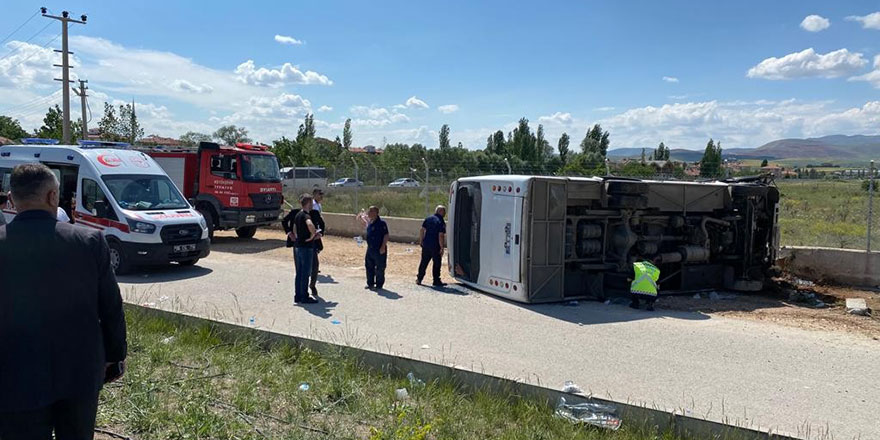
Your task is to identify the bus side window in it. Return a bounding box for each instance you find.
[82,178,118,221]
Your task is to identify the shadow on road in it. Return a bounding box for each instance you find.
[118,265,213,284]
[429,284,470,296]
[376,288,402,300]
[211,236,287,255]
[316,274,339,284]
[300,297,338,319]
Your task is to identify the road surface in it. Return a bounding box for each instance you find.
[119,248,879,439]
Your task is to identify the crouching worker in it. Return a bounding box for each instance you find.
[629,259,660,311]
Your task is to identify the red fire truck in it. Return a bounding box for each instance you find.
[141,142,283,239]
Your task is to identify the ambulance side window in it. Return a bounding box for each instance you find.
[210,155,238,180]
[0,168,10,205]
[82,178,118,221]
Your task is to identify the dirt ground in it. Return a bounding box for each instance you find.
[212,228,879,339]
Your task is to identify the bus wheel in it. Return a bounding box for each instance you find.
[108,240,131,275]
[235,226,257,239]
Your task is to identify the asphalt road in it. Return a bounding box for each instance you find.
[119,251,879,440]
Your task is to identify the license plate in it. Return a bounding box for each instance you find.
[173,244,197,253]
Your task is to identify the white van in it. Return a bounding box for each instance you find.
[0,140,210,274]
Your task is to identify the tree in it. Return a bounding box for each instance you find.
[0,116,29,141]
[557,132,570,164]
[700,138,723,178]
[580,124,610,157]
[760,159,768,167]
[342,118,352,149]
[34,105,80,141]
[98,103,120,141]
[510,118,536,161]
[653,142,670,161]
[179,131,212,146]
[439,124,451,150]
[96,102,142,142]
[214,125,250,145]
[640,148,646,163]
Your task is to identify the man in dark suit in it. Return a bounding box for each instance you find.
[0,163,127,439]
[281,202,325,298]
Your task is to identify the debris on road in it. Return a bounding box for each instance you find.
[787,290,827,308]
[407,372,425,388]
[161,336,175,345]
[846,298,871,316]
[420,344,430,350]
[298,383,310,391]
[395,388,409,401]
[248,316,256,326]
[330,319,342,325]
[561,380,587,397]
[555,396,622,431]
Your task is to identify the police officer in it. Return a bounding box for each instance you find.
[364,205,389,290]
[630,259,660,311]
[417,205,447,287]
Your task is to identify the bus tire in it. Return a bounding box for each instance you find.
[197,205,216,241]
[235,226,257,239]
[107,239,131,275]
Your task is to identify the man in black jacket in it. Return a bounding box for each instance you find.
[282,202,325,297]
[0,163,127,439]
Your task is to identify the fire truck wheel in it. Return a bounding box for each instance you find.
[235,226,258,239]
[197,206,216,241]
[108,240,131,275]
[178,258,200,267]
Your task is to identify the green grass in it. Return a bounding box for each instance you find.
[777,180,878,249]
[289,187,450,218]
[98,308,685,439]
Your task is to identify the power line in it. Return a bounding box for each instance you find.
[0,21,52,62]
[0,9,40,46]
[0,32,61,72]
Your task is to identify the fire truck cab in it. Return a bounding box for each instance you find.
[143,142,283,239]
[0,139,211,274]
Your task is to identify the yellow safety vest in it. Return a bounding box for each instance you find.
[631,261,660,296]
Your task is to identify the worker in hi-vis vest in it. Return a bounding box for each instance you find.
[629,259,660,311]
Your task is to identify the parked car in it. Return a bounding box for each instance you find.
[328,177,364,187]
[388,177,420,188]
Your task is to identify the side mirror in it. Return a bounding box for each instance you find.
[188,198,196,207]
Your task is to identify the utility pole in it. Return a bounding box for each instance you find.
[43,8,87,144]
[422,157,429,217]
[72,79,88,141]
[351,156,359,213]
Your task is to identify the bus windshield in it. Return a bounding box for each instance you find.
[241,154,281,183]
[102,175,189,211]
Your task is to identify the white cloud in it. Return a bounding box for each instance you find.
[849,55,880,88]
[317,105,333,112]
[538,112,573,125]
[405,96,429,109]
[234,60,332,87]
[274,34,304,45]
[662,76,679,83]
[438,104,459,114]
[846,12,880,30]
[800,15,830,32]
[746,48,868,80]
[348,105,410,126]
[594,106,616,112]
[170,79,213,94]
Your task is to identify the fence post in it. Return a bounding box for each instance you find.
[351,156,359,214]
[869,160,875,253]
[423,157,429,218]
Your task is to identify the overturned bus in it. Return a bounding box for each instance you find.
[447,175,779,303]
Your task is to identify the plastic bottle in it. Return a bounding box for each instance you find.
[355,236,363,247]
[248,316,256,327]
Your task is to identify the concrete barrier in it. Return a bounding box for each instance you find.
[318,212,423,243]
[778,246,880,288]
[127,303,801,440]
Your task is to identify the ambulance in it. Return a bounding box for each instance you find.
[0,139,210,274]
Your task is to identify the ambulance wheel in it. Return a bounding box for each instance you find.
[108,240,131,275]
[235,226,257,239]
[197,206,216,241]
[179,258,199,267]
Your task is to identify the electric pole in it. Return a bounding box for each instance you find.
[43,7,87,144]
[72,79,88,141]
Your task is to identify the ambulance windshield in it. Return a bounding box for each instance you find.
[102,175,189,211]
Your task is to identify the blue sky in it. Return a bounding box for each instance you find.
[2,0,880,150]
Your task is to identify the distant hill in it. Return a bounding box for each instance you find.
[607,135,880,162]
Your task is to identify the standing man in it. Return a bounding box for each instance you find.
[0,163,127,439]
[417,205,447,287]
[293,194,320,304]
[312,188,324,212]
[308,201,325,296]
[629,258,660,311]
[364,205,389,290]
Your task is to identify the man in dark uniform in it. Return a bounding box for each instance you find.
[308,202,325,296]
[364,205,389,290]
[0,163,127,439]
[417,205,447,287]
[291,194,320,304]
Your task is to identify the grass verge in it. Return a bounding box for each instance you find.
[777,180,878,249]
[97,308,685,440]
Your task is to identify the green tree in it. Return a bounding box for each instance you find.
[700,138,723,178]
[34,105,81,141]
[510,118,536,161]
[640,148,646,163]
[760,159,769,167]
[98,103,120,141]
[119,103,144,143]
[0,116,29,141]
[439,124,450,150]
[214,125,250,145]
[342,118,352,149]
[179,131,212,146]
[580,124,610,157]
[557,132,570,164]
[653,141,669,160]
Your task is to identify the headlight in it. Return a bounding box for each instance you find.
[127,218,156,234]
[198,215,207,229]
